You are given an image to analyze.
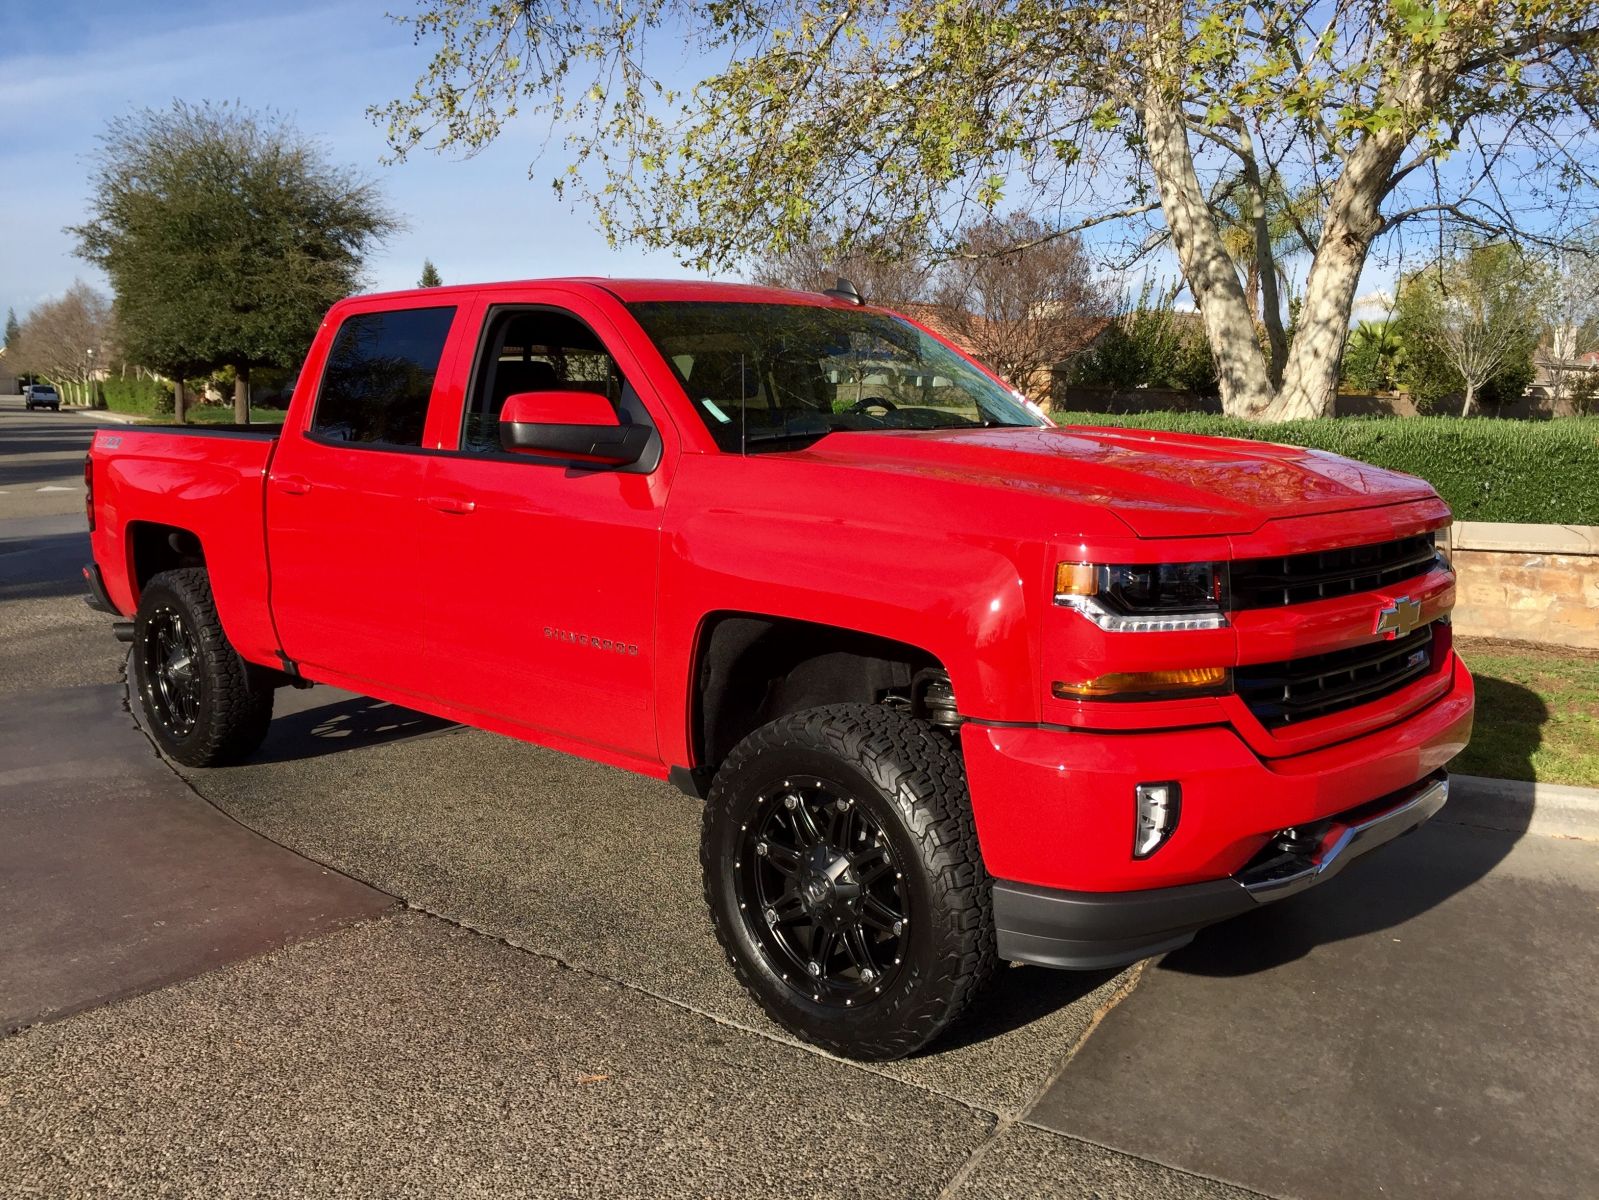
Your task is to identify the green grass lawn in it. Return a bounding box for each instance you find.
[177,406,287,425]
[1454,638,1599,788]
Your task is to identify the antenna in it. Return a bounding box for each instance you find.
[822,277,864,306]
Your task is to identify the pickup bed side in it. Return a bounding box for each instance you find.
[89,427,282,666]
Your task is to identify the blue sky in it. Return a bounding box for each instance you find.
[0,0,702,327]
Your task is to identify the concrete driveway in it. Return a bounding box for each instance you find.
[1,398,1594,1198]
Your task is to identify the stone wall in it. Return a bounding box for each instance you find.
[1451,523,1599,649]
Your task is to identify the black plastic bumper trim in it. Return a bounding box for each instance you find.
[994,771,1449,971]
[82,562,120,616]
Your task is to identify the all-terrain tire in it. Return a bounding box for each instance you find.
[701,703,997,1060]
[131,568,273,767]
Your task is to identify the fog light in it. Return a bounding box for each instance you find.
[1134,782,1181,859]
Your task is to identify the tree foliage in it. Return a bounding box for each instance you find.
[419,258,444,287]
[1393,241,1545,414]
[4,307,19,351]
[1072,283,1218,395]
[72,101,398,391]
[375,0,1599,421]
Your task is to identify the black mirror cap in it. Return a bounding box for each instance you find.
[499,420,652,467]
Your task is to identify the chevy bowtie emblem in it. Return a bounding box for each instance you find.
[1374,596,1422,640]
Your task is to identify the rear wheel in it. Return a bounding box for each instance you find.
[702,703,996,1060]
[131,568,273,766]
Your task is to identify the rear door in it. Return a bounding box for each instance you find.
[416,287,677,764]
[266,299,469,699]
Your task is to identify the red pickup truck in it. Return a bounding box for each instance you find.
[84,278,1473,1059]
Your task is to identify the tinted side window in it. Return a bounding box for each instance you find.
[462,307,655,454]
[312,307,456,446]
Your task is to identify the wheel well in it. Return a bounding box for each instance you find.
[128,523,206,598]
[690,614,958,774]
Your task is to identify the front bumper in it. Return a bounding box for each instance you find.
[994,772,1449,969]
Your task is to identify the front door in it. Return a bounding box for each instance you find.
[419,295,671,763]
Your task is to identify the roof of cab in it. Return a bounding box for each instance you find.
[340,277,861,309]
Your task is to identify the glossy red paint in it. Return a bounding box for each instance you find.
[86,276,1474,903]
[500,389,619,429]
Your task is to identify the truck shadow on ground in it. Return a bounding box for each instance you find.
[936,963,1122,1051]
[248,695,459,764]
[1158,675,1543,978]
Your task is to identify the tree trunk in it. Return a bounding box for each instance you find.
[1461,380,1477,418]
[1140,87,1274,417]
[1261,129,1405,421]
[234,365,250,425]
[174,379,188,425]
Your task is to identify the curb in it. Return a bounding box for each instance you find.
[1442,774,1599,841]
[69,408,145,425]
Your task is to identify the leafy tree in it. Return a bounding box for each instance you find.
[72,101,398,423]
[375,0,1599,422]
[1341,320,1405,393]
[11,283,113,406]
[419,259,444,287]
[4,307,19,351]
[1394,242,1545,414]
[1072,283,1217,395]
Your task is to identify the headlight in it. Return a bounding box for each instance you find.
[1434,524,1453,570]
[1055,561,1229,632]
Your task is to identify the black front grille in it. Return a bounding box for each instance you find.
[1230,534,1438,609]
[1236,623,1437,728]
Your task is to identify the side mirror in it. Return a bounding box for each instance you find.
[498,390,651,466]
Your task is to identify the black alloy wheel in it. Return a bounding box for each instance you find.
[740,774,910,1007]
[130,568,274,767]
[139,604,202,739]
[702,703,997,1060]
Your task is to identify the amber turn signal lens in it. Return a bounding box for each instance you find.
[1054,562,1098,598]
[1052,666,1230,699]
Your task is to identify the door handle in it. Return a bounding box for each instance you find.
[272,474,312,495]
[426,495,476,515]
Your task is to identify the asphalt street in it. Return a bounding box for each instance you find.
[1,397,1595,1198]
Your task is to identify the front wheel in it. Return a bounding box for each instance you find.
[131,568,273,767]
[702,704,997,1060]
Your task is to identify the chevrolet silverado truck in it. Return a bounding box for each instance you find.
[83,279,1474,1060]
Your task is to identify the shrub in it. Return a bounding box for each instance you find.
[101,376,173,414]
[1050,413,1599,524]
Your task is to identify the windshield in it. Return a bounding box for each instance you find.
[627,301,1046,452]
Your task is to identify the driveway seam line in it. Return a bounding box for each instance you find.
[932,962,1146,1200]
[1014,1128,1282,1200]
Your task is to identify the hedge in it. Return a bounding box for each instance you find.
[101,377,173,415]
[1050,413,1599,525]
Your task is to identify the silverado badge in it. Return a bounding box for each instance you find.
[1373,596,1422,640]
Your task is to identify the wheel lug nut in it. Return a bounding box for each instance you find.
[756,842,768,856]
[835,798,848,812]
[860,968,875,982]
[784,795,798,810]
[807,961,821,976]
[764,908,777,924]
[893,920,905,934]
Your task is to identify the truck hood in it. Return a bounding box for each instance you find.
[795,425,1438,537]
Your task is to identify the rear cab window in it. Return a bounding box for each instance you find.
[311,306,457,447]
